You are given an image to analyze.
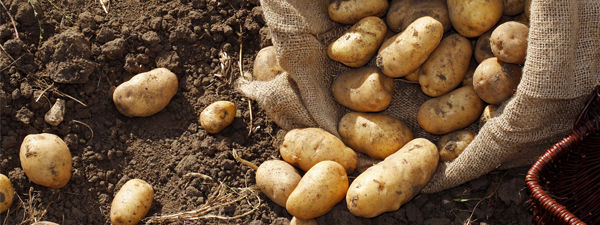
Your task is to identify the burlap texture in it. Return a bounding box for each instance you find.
[238,0,600,192]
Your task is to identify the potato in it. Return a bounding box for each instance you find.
[113,68,178,117]
[331,67,394,112]
[473,57,522,104]
[328,17,387,67]
[256,160,301,207]
[31,222,59,225]
[0,174,14,213]
[386,0,451,32]
[19,133,72,188]
[280,128,357,173]
[474,31,494,63]
[447,0,504,38]
[437,130,476,162]
[462,64,476,86]
[479,104,499,128]
[253,46,283,81]
[290,217,318,225]
[419,34,473,97]
[404,67,420,82]
[524,0,531,19]
[377,16,444,77]
[490,22,529,64]
[417,86,484,135]
[503,0,525,16]
[346,138,438,218]
[200,101,236,134]
[328,0,389,25]
[110,179,154,225]
[338,112,413,159]
[286,161,349,220]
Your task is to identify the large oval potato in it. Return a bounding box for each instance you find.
[377,16,444,77]
[437,130,476,162]
[256,160,301,207]
[110,179,154,225]
[447,0,504,38]
[386,0,450,32]
[19,133,72,189]
[417,86,484,135]
[490,22,529,64]
[328,0,389,25]
[286,161,348,220]
[290,217,318,225]
[338,112,413,159]
[200,100,236,134]
[419,33,473,97]
[473,57,522,104]
[331,67,394,112]
[346,138,438,218]
[113,68,178,117]
[0,174,14,213]
[328,16,387,67]
[474,31,494,63]
[253,46,283,81]
[280,128,357,173]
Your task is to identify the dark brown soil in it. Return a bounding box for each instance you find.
[1,0,532,224]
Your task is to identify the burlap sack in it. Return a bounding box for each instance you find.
[238,0,600,192]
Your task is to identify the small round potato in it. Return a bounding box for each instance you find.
[338,112,413,159]
[113,68,178,117]
[474,31,494,63]
[286,161,349,220]
[490,22,529,64]
[256,160,301,207]
[0,174,14,213]
[328,0,389,25]
[110,179,154,225]
[386,0,451,32]
[280,128,358,173]
[253,46,283,81]
[404,67,421,82]
[503,0,525,16]
[447,0,504,38]
[328,16,387,67]
[479,104,499,128]
[331,67,394,112]
[19,133,72,189]
[473,57,522,104]
[437,130,476,162]
[417,86,484,135]
[200,101,236,134]
[290,217,318,225]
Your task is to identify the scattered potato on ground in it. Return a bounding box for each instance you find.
[447,0,504,37]
[112,68,178,117]
[331,67,394,112]
[110,179,154,225]
[328,17,387,67]
[253,46,284,81]
[346,138,439,218]
[480,104,499,128]
[256,160,301,207]
[474,31,494,63]
[200,101,236,134]
[286,161,349,220]
[19,133,72,189]
[0,174,14,213]
[503,0,525,16]
[417,86,484,135]
[280,128,357,173]
[338,112,413,159]
[437,130,476,162]
[473,57,523,104]
[328,0,389,24]
[290,217,318,225]
[386,0,450,32]
[490,22,529,64]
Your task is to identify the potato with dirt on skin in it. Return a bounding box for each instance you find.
[417,86,484,135]
[19,133,72,189]
[386,0,451,32]
[377,16,444,78]
[113,68,178,117]
[437,130,476,162]
[0,174,14,213]
[479,104,499,128]
[346,138,439,218]
[419,33,473,97]
[328,16,387,68]
[110,179,154,225]
[256,160,301,207]
[286,161,349,220]
[474,31,494,63]
[490,22,529,64]
[447,0,504,38]
[328,0,389,25]
[331,67,394,112]
[338,112,413,159]
[200,101,236,134]
[253,46,283,81]
[290,217,318,225]
[503,0,525,16]
[462,64,476,86]
[280,128,357,173]
[473,57,522,104]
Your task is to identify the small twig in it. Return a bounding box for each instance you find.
[27,0,44,47]
[58,92,87,107]
[46,0,72,22]
[232,149,258,170]
[247,99,253,137]
[0,0,19,39]
[72,120,94,142]
[0,44,15,62]
[0,54,23,72]
[98,0,109,13]
[35,83,53,103]
[183,172,214,181]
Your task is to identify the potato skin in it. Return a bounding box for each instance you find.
[338,112,413,159]
[490,22,529,64]
[404,67,421,82]
[0,174,14,213]
[479,104,498,128]
[110,179,154,225]
[473,57,522,104]
[280,128,358,173]
[462,64,476,86]
[328,17,387,67]
[31,222,59,225]
[253,46,283,81]
[290,217,318,225]
[200,101,236,134]
[19,133,72,189]
[503,0,525,16]
[474,31,494,63]
[437,130,475,161]
[448,0,504,38]
[386,0,450,32]
[331,67,394,112]
[328,0,389,25]
[346,138,439,218]
[419,33,473,97]
[377,16,444,77]
[286,161,349,220]
[417,86,484,135]
[113,68,178,117]
[255,160,301,207]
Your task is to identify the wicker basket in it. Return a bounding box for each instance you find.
[526,86,600,225]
